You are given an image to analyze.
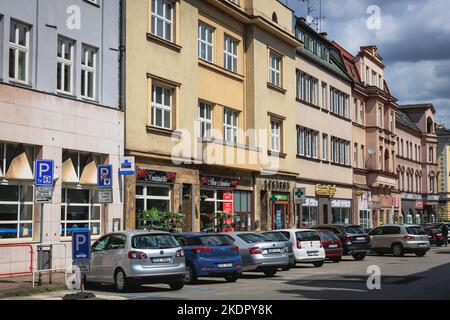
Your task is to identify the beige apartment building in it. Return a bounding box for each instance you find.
[437,126,450,221]
[124,0,301,232]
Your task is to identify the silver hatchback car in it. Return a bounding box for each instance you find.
[86,230,186,291]
[217,232,289,277]
[368,224,431,257]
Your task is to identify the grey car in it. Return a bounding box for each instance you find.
[217,232,289,277]
[261,231,296,270]
[368,224,431,257]
[86,230,186,292]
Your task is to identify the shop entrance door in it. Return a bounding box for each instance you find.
[272,202,289,230]
[323,204,329,224]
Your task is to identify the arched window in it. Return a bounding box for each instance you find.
[427,117,434,134]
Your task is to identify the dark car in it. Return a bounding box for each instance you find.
[173,233,242,284]
[261,231,296,270]
[423,226,444,246]
[316,230,343,263]
[312,224,371,261]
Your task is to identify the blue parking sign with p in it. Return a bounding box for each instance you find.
[35,160,54,186]
[72,231,91,261]
[98,165,113,188]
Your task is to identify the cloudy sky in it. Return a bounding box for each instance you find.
[285,0,450,127]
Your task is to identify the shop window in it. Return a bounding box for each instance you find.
[60,188,101,237]
[234,191,252,231]
[200,189,234,231]
[136,185,171,229]
[1,142,34,180]
[0,185,33,240]
[62,150,101,184]
[359,210,371,229]
[332,207,350,224]
[302,204,318,228]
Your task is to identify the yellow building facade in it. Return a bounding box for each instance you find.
[438,127,450,221]
[124,0,301,231]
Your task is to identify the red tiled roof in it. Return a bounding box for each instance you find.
[331,41,361,84]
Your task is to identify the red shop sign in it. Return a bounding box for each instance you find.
[136,169,177,184]
[200,175,239,188]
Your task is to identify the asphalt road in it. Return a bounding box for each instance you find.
[6,246,450,300]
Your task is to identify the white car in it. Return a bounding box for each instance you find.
[277,229,326,267]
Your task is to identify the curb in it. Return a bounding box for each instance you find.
[0,284,68,299]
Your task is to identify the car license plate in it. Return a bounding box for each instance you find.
[152,257,172,263]
[418,243,427,247]
[268,248,282,254]
[356,237,365,241]
[329,244,338,248]
[218,263,233,268]
[307,251,319,256]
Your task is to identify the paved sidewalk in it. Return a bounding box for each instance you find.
[0,272,67,299]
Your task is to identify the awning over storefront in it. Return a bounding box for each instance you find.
[5,146,34,180]
[354,184,370,191]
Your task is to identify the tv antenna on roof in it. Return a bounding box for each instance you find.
[300,0,326,33]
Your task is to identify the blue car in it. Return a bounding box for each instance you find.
[173,233,242,284]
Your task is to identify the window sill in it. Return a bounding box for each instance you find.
[198,59,244,82]
[330,112,352,123]
[146,33,182,53]
[9,80,32,89]
[296,98,320,110]
[321,108,330,114]
[296,154,321,163]
[57,91,77,99]
[267,82,286,94]
[146,126,182,139]
[352,122,366,129]
[81,96,99,104]
[268,150,287,159]
[330,162,352,169]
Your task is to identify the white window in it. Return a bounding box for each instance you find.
[9,21,30,83]
[198,102,212,139]
[353,99,358,122]
[0,185,33,240]
[57,37,74,94]
[61,188,101,237]
[136,185,171,229]
[198,23,213,62]
[297,71,318,105]
[269,52,281,87]
[377,106,383,127]
[322,134,328,160]
[429,147,434,163]
[329,87,349,118]
[151,0,173,41]
[331,137,350,165]
[224,35,238,73]
[360,145,365,169]
[151,84,172,129]
[389,111,394,132]
[366,67,370,84]
[81,45,97,100]
[224,109,238,143]
[372,71,377,87]
[270,120,281,153]
[297,127,318,159]
[321,82,327,109]
[354,143,358,166]
[360,101,365,125]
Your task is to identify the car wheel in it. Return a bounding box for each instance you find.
[263,269,277,277]
[169,281,185,291]
[224,273,239,283]
[313,261,324,268]
[114,268,129,292]
[415,251,427,257]
[185,265,198,284]
[352,253,367,261]
[331,257,342,263]
[392,244,404,257]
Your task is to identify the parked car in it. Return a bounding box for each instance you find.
[316,229,343,263]
[423,226,444,246]
[368,224,431,257]
[261,231,296,270]
[86,230,186,292]
[173,233,242,284]
[312,224,370,261]
[216,232,289,277]
[276,229,326,267]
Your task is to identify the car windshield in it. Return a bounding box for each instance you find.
[238,233,271,243]
[344,226,365,234]
[318,231,338,241]
[262,232,288,242]
[295,231,320,241]
[406,227,427,235]
[131,234,179,249]
[198,235,234,246]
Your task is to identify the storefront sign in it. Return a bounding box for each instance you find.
[304,197,318,207]
[416,201,424,209]
[294,188,306,204]
[200,175,239,188]
[354,189,364,197]
[137,169,177,184]
[391,197,400,208]
[401,193,422,200]
[316,184,337,197]
[263,180,291,192]
[331,199,351,208]
[427,195,439,201]
[119,156,135,175]
[271,193,289,202]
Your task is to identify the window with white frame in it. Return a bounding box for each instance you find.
[151,0,174,42]
[322,134,328,160]
[198,22,213,62]
[353,99,358,122]
[9,21,30,83]
[429,147,434,163]
[377,106,383,127]
[61,188,101,237]
[270,120,281,153]
[372,71,378,87]
[0,185,33,240]
[354,143,358,166]
[366,67,370,85]
[224,35,238,73]
[297,127,318,159]
[151,84,172,129]
[389,111,394,132]
[57,37,74,94]
[136,185,171,218]
[360,145,365,169]
[224,108,238,143]
[198,102,212,139]
[321,82,327,109]
[297,71,318,105]
[331,137,350,165]
[359,100,365,125]
[269,52,281,87]
[81,45,97,100]
[330,87,349,118]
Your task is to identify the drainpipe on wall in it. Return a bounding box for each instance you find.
[119,0,126,110]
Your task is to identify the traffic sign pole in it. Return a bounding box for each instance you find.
[38,203,44,286]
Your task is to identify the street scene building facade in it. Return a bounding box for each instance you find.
[0,0,123,272]
[437,125,450,221]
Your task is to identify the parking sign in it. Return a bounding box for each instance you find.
[72,230,91,261]
[35,160,54,187]
[97,165,113,188]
